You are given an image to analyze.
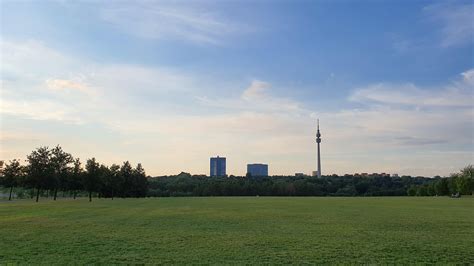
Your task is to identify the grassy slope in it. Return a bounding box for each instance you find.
[0,197,473,264]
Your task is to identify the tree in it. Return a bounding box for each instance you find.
[459,165,473,195]
[132,163,148,197]
[435,178,449,196]
[416,185,428,196]
[50,145,74,200]
[97,164,110,198]
[120,161,133,197]
[108,164,121,200]
[427,183,436,196]
[1,159,23,200]
[84,158,100,202]
[69,158,83,199]
[26,147,53,202]
[407,185,417,196]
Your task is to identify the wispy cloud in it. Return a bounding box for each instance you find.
[350,71,474,107]
[242,80,270,100]
[197,79,303,114]
[46,78,96,97]
[0,39,200,125]
[1,39,472,176]
[424,2,474,47]
[344,71,473,152]
[99,2,250,45]
[1,98,83,124]
[461,69,474,85]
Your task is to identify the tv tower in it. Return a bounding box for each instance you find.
[316,119,322,178]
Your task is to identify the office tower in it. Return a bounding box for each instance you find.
[247,163,268,177]
[210,156,226,176]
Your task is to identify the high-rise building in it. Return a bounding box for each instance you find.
[316,119,322,178]
[247,163,268,177]
[210,156,226,177]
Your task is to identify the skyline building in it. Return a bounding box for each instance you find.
[316,119,322,178]
[247,163,268,177]
[210,156,226,177]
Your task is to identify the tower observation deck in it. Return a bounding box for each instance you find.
[316,119,322,178]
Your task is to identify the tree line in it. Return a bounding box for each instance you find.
[0,146,148,202]
[1,146,472,200]
[407,165,473,197]
[147,167,473,197]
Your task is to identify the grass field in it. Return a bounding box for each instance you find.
[1,197,473,264]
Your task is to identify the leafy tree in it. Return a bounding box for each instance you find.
[84,158,100,202]
[109,164,121,200]
[120,161,133,197]
[459,165,473,195]
[0,159,23,200]
[97,164,113,198]
[26,147,53,202]
[407,185,417,196]
[427,183,436,196]
[69,158,84,199]
[132,163,148,197]
[50,145,74,200]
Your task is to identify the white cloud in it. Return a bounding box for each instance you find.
[242,80,270,100]
[99,2,249,45]
[1,98,83,124]
[1,39,472,177]
[461,69,474,85]
[424,2,474,47]
[46,78,96,97]
[345,71,473,145]
[350,77,473,107]
[197,79,302,114]
[0,39,200,125]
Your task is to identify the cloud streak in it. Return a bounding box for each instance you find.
[424,2,474,47]
[1,39,472,177]
[350,80,473,108]
[100,2,250,45]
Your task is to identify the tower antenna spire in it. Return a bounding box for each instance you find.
[316,119,322,178]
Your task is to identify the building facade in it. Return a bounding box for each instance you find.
[210,156,226,177]
[247,163,268,177]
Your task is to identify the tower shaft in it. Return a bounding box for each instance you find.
[316,119,321,178]
[317,140,321,178]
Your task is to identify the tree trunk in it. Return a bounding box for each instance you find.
[36,188,40,202]
[53,188,58,201]
[89,191,92,202]
[73,191,76,200]
[9,186,13,201]
[112,190,114,200]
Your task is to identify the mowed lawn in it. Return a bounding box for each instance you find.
[1,197,473,264]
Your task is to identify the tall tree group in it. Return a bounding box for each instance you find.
[0,146,148,201]
[407,165,473,196]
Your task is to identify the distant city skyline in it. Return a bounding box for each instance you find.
[1,1,473,177]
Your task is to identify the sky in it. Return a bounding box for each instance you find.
[0,0,473,177]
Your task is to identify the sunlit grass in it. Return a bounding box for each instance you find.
[1,197,473,264]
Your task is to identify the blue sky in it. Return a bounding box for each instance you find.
[1,0,473,176]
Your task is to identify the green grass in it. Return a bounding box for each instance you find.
[1,197,473,264]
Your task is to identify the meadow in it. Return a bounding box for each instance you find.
[1,197,473,264]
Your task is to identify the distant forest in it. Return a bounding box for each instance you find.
[1,146,472,201]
